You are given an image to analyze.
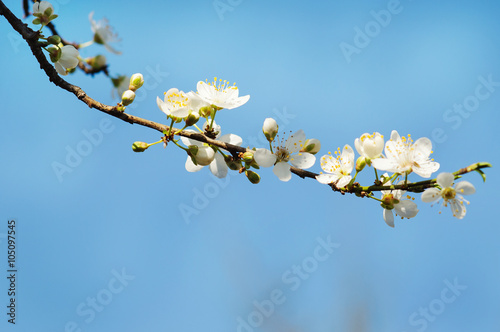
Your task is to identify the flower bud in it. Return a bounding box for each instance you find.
[185,111,200,126]
[355,156,366,172]
[188,145,199,158]
[47,35,61,45]
[262,118,278,142]
[47,45,61,63]
[121,90,136,106]
[132,141,149,152]
[381,194,396,210]
[224,155,242,171]
[188,146,215,166]
[199,106,212,118]
[300,138,321,155]
[86,55,107,69]
[241,151,254,163]
[129,73,144,91]
[355,132,384,159]
[32,1,58,26]
[245,170,260,184]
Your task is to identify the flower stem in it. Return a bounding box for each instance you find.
[79,40,94,49]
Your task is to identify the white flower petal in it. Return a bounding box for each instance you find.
[170,107,190,119]
[336,176,351,188]
[185,156,203,173]
[340,145,355,173]
[225,94,250,109]
[450,199,466,219]
[413,137,433,158]
[383,209,395,228]
[436,172,454,188]
[371,158,398,172]
[320,154,340,173]
[180,130,203,147]
[395,200,419,219]
[219,133,242,146]
[254,148,276,168]
[290,152,315,169]
[285,129,306,153]
[54,62,67,75]
[390,130,401,142]
[413,161,440,178]
[354,137,363,156]
[455,181,476,196]
[209,153,228,178]
[273,162,292,182]
[421,188,441,203]
[315,173,339,185]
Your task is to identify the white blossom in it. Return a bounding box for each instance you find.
[196,78,249,109]
[254,130,315,182]
[371,130,439,178]
[316,145,354,188]
[421,172,476,219]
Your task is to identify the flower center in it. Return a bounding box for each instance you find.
[275,147,290,162]
[206,77,238,92]
[441,187,456,200]
[165,91,188,109]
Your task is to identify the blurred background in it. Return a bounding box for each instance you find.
[1,0,499,331]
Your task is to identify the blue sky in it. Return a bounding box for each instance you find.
[1,0,499,331]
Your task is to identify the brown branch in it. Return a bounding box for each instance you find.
[1,1,490,192]
[19,0,109,77]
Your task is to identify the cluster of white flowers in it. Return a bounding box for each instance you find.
[154,78,482,225]
[155,78,250,179]
[29,2,483,226]
[313,130,477,226]
[32,1,122,80]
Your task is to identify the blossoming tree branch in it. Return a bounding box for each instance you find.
[0,1,492,227]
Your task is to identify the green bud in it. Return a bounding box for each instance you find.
[245,170,260,184]
[185,111,200,126]
[188,145,199,157]
[121,90,136,106]
[356,156,366,172]
[381,194,398,210]
[224,155,242,171]
[129,73,144,91]
[47,35,61,45]
[47,45,61,63]
[86,55,107,69]
[199,106,212,118]
[241,151,254,163]
[132,141,149,152]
